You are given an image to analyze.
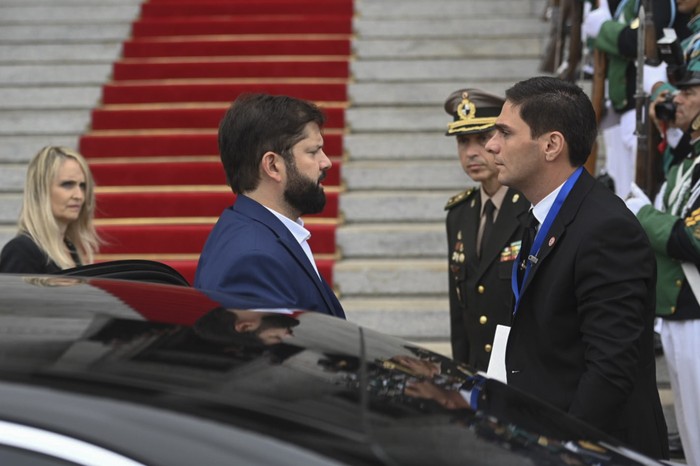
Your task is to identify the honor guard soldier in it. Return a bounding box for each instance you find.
[443,89,529,371]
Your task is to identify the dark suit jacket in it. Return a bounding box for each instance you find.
[0,234,61,274]
[446,187,529,371]
[194,195,345,319]
[505,170,668,458]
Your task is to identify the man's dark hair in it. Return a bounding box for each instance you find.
[218,93,326,194]
[505,76,597,167]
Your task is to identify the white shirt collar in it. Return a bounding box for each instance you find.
[263,206,311,244]
[531,180,566,225]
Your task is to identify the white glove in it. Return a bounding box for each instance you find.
[625,183,652,215]
[582,6,612,41]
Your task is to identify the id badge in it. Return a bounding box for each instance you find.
[486,324,510,384]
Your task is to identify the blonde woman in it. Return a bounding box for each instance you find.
[0,146,99,273]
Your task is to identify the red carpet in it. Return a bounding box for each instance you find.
[81,0,351,285]
[81,131,343,157]
[91,104,345,130]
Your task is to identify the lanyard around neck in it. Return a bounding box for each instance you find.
[511,166,583,315]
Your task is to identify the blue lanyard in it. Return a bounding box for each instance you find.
[511,167,583,315]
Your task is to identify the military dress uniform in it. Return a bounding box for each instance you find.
[443,88,530,371]
[446,187,529,371]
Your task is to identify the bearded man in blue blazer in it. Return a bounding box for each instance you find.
[195,93,345,319]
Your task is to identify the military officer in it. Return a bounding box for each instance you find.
[444,89,530,371]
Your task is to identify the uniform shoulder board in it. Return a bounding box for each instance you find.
[444,188,475,210]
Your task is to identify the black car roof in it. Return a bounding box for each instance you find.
[0,274,665,466]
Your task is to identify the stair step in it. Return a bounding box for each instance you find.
[357,0,537,17]
[349,82,517,106]
[89,157,341,187]
[0,25,134,43]
[342,297,450,340]
[0,64,114,85]
[351,58,540,81]
[354,17,546,38]
[91,103,345,130]
[335,259,447,296]
[79,131,344,158]
[0,194,21,224]
[0,5,140,22]
[123,37,351,58]
[0,165,26,193]
[342,160,465,190]
[132,16,352,37]
[0,110,91,135]
[347,106,453,133]
[94,191,339,220]
[101,80,348,104]
[340,191,468,222]
[337,223,445,258]
[0,88,102,110]
[0,136,79,163]
[354,38,541,59]
[141,1,353,17]
[0,44,124,63]
[113,58,350,81]
[345,133,455,160]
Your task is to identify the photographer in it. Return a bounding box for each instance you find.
[625,2,700,461]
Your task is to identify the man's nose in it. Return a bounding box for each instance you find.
[485,137,498,154]
[320,150,332,170]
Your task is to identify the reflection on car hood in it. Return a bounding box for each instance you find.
[0,275,664,465]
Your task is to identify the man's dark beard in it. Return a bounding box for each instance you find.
[284,160,326,215]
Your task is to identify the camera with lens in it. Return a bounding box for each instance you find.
[655,94,677,122]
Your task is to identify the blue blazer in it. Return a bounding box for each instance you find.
[195,195,345,319]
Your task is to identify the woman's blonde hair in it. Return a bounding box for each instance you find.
[18,146,100,269]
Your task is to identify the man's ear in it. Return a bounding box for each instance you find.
[542,131,565,162]
[235,321,256,333]
[260,151,283,182]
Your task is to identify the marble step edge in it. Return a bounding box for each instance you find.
[351,59,542,82]
[337,222,447,258]
[340,189,469,222]
[0,44,127,64]
[348,81,536,106]
[340,295,450,340]
[0,87,103,110]
[0,5,141,23]
[334,257,448,296]
[353,38,542,60]
[356,1,541,18]
[342,172,467,191]
[0,0,143,6]
[0,135,80,163]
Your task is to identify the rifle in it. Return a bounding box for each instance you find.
[634,0,664,197]
[584,0,606,175]
[586,47,607,175]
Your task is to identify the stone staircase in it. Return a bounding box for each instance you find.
[0,0,549,352]
[338,0,548,352]
[0,0,143,246]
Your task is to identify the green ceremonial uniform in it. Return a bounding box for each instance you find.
[594,0,684,111]
[637,139,700,319]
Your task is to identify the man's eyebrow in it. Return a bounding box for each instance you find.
[493,123,509,132]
